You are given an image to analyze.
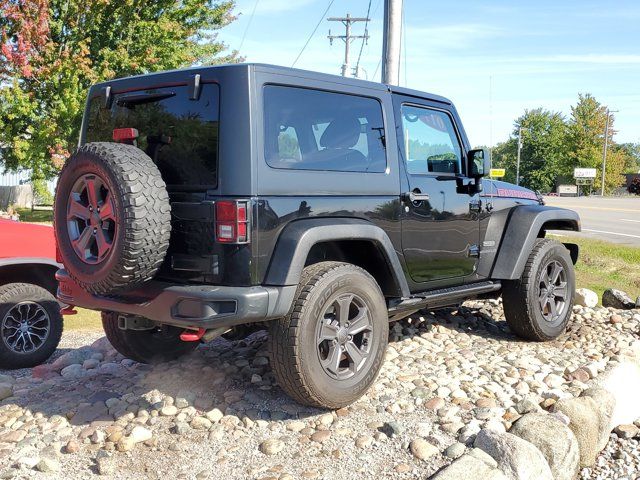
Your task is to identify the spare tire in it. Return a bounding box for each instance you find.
[54,142,171,295]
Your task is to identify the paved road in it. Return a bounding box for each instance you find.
[543,196,640,247]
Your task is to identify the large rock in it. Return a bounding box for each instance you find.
[51,348,95,371]
[474,429,553,480]
[574,288,598,308]
[602,289,635,309]
[431,450,508,480]
[0,383,13,401]
[510,413,579,480]
[580,387,616,451]
[552,389,615,467]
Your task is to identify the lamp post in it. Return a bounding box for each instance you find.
[600,108,618,196]
[515,127,528,186]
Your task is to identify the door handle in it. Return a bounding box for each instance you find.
[403,190,430,203]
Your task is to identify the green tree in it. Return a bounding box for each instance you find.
[565,93,625,193]
[0,0,238,181]
[618,142,640,173]
[492,108,567,192]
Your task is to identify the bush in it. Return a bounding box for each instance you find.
[32,179,53,206]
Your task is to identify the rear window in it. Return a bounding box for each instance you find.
[264,85,387,173]
[85,84,220,189]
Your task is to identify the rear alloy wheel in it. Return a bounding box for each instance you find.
[0,283,63,369]
[503,239,575,341]
[269,262,388,409]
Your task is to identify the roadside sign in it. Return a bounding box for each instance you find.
[574,168,597,179]
[490,168,505,178]
[558,184,578,196]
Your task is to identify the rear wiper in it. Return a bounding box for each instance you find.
[116,91,176,108]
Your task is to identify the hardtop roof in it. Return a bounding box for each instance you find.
[89,63,453,105]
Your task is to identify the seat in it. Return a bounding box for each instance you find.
[305,117,367,170]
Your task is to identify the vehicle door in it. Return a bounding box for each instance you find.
[394,97,480,288]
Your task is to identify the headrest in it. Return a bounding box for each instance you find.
[319,117,362,149]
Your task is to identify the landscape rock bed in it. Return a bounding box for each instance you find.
[0,300,638,479]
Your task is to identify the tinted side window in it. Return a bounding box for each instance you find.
[400,105,462,175]
[264,86,386,172]
[85,84,219,189]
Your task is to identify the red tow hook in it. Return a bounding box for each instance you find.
[61,305,78,316]
[180,328,206,342]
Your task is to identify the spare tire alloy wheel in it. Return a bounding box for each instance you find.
[67,173,116,264]
[54,142,171,295]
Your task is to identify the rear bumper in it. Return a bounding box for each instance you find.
[55,269,296,329]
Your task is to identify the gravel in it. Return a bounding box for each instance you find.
[0,299,638,479]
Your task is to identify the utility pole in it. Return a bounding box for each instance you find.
[328,14,369,77]
[516,127,528,186]
[382,0,403,85]
[600,108,618,196]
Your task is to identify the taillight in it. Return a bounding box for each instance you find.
[215,200,250,244]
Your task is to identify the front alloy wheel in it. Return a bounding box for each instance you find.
[503,239,575,341]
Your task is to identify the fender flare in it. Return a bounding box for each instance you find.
[490,205,580,280]
[263,218,410,298]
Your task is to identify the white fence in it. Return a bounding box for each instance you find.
[0,169,57,194]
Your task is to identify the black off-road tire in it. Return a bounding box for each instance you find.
[0,283,63,369]
[502,239,575,341]
[54,142,171,295]
[268,262,388,409]
[102,312,198,364]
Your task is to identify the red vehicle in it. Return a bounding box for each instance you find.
[0,218,63,368]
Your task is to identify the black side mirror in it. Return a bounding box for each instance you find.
[467,148,490,178]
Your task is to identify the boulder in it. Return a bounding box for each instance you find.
[580,387,616,451]
[602,289,635,310]
[431,452,508,480]
[474,429,553,480]
[574,288,598,308]
[0,384,13,401]
[510,413,579,480]
[552,390,615,467]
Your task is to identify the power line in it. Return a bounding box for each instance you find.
[354,0,373,75]
[327,14,370,77]
[292,0,336,68]
[237,0,260,53]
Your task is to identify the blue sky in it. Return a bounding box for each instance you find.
[219,0,640,148]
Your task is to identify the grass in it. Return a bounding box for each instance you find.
[64,308,102,331]
[15,207,53,223]
[551,234,640,302]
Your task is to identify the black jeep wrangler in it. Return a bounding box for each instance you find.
[54,64,580,408]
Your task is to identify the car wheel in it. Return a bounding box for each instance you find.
[0,283,64,369]
[54,142,171,295]
[268,262,388,409]
[101,312,198,364]
[502,239,575,341]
